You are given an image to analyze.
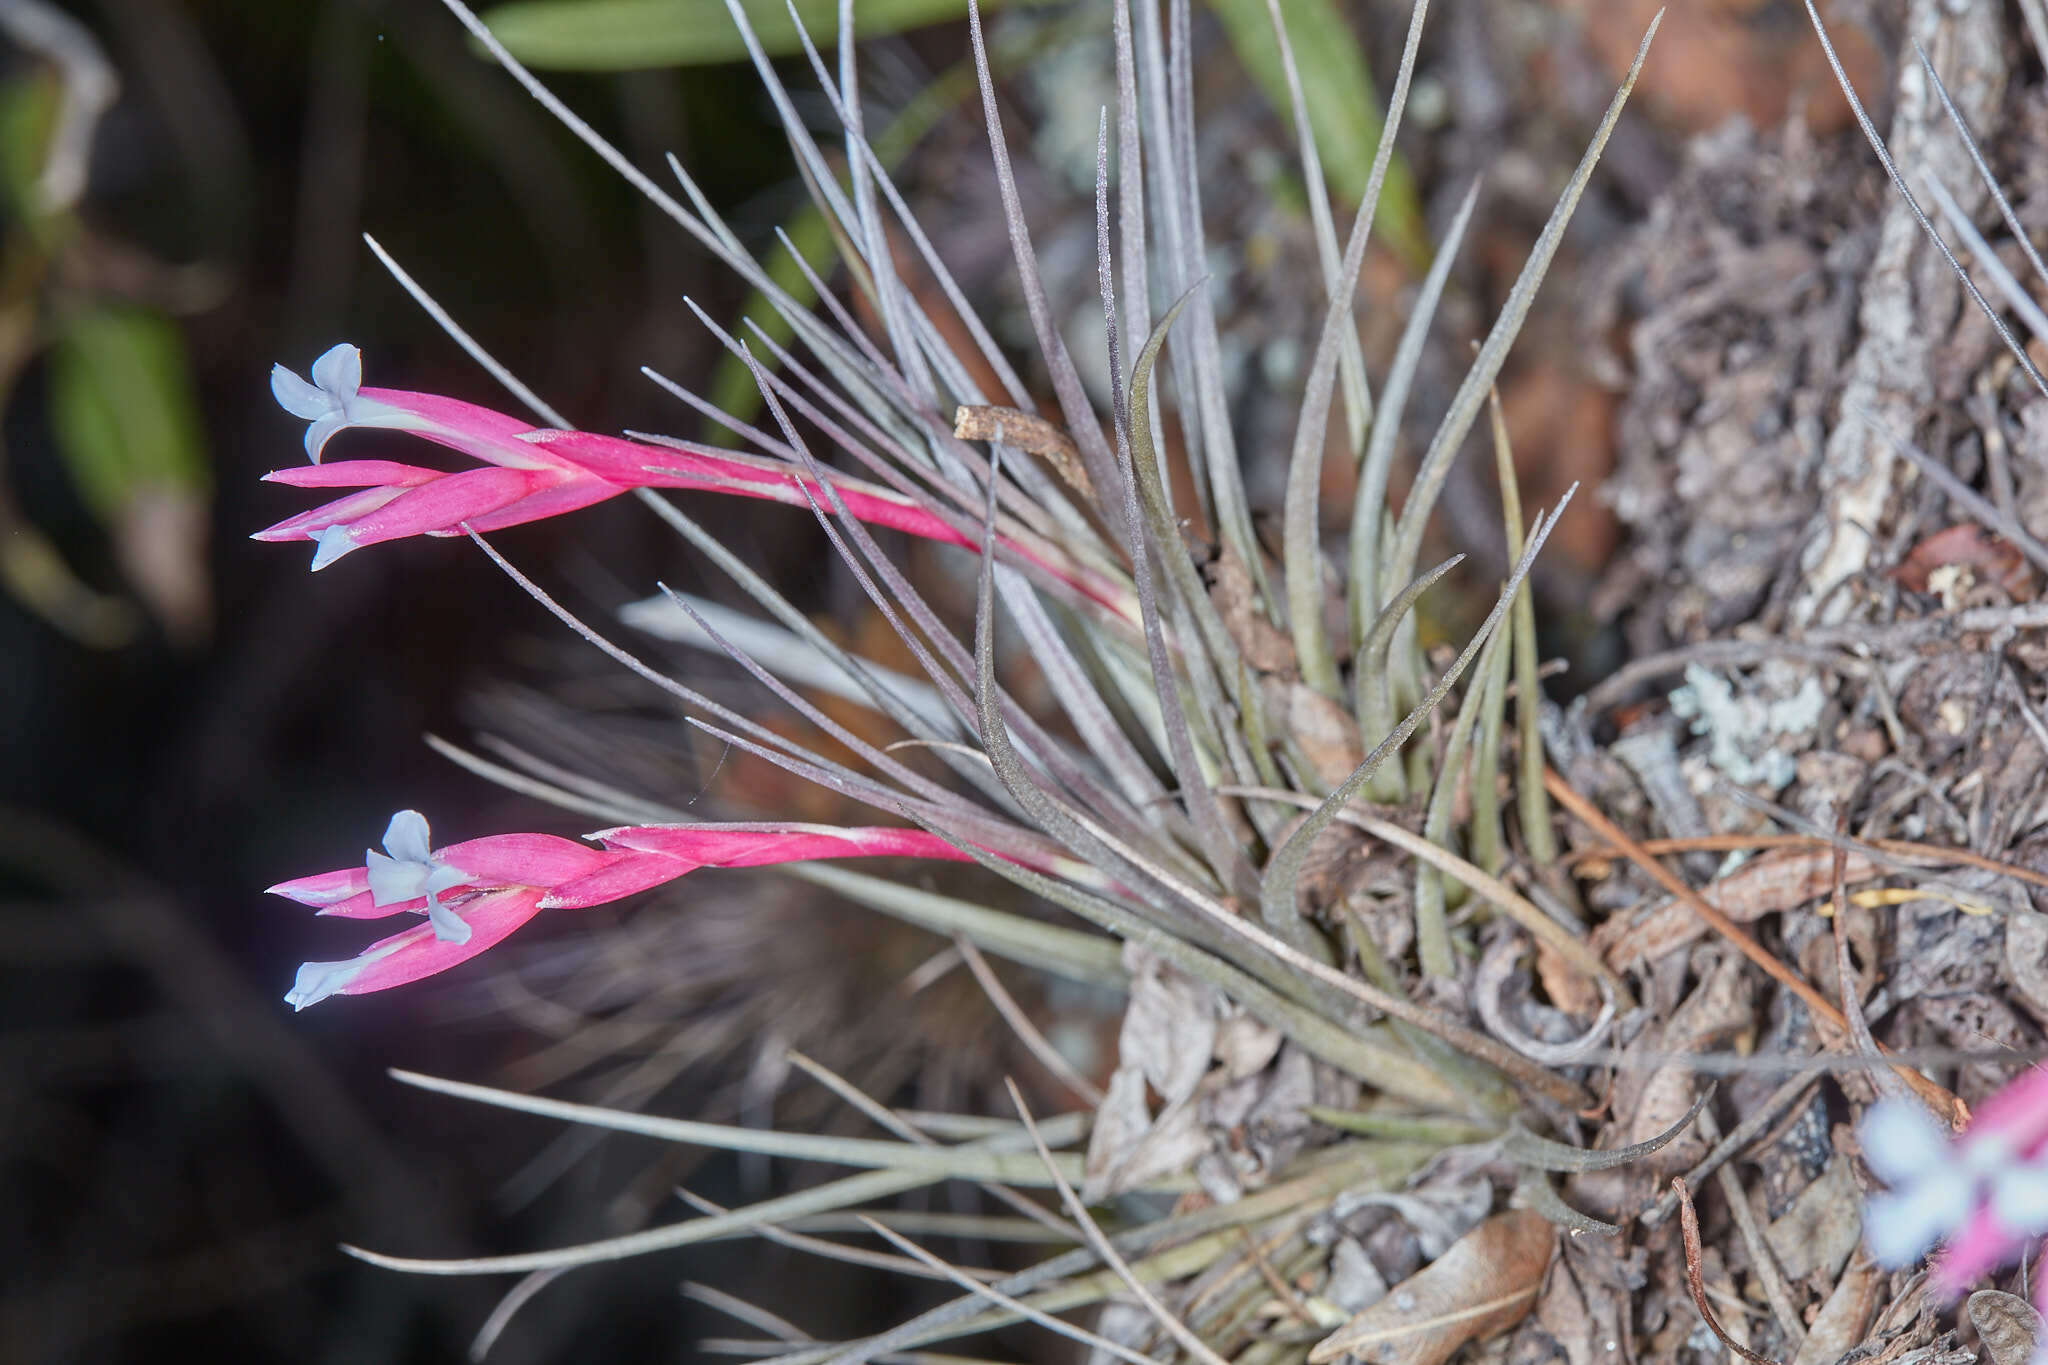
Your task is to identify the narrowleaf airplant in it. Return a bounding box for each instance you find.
[258,0,1666,1355]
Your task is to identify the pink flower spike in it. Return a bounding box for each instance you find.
[273,813,1014,1004]
[433,831,622,887]
[251,486,411,548]
[1962,1067,2048,1158]
[260,347,1136,619]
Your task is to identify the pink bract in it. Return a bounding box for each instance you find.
[274,810,974,1009]
[256,345,1128,618]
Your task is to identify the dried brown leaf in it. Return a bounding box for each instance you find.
[1764,1153,1861,1283]
[1279,679,1366,789]
[1214,1011,1283,1081]
[1789,1255,1881,1365]
[1532,1238,1635,1365]
[1208,547,1295,674]
[952,405,1093,498]
[1591,849,1883,970]
[1081,1066,1211,1201]
[1968,1290,2042,1365]
[1675,1178,1787,1365]
[1308,1210,1553,1365]
[1118,945,1219,1104]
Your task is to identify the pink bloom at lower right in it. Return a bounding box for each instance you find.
[1860,1071,2048,1358]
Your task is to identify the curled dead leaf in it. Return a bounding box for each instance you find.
[1968,1289,2042,1365]
[952,404,1091,497]
[1307,1209,1553,1365]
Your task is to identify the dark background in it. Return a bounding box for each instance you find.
[2,2,842,1360]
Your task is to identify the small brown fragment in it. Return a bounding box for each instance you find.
[1308,1210,1552,1365]
[1207,546,1295,673]
[1788,1255,1879,1365]
[1674,1178,1787,1365]
[953,404,1092,498]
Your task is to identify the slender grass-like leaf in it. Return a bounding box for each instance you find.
[1263,497,1564,952]
[344,1116,1091,1277]
[1347,177,1478,785]
[389,1069,1106,1186]
[1503,1086,1713,1173]
[1279,0,1427,697]
[1413,598,1512,978]
[962,0,1125,523]
[1095,121,1258,904]
[810,1145,1432,1365]
[1008,1080,1234,1365]
[1373,16,1660,741]
[860,1217,1162,1365]
[1209,0,1427,266]
[1260,0,1369,448]
[1802,0,2048,403]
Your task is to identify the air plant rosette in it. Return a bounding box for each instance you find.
[251,0,2048,1360]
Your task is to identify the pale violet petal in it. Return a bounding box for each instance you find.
[285,927,415,1009]
[365,850,431,906]
[422,864,469,896]
[1963,1132,2017,1176]
[310,343,363,400]
[1860,1101,1952,1186]
[286,957,361,1011]
[1994,1162,2048,1237]
[304,413,350,463]
[309,524,360,571]
[271,364,332,421]
[1864,1170,1976,1268]
[424,894,472,945]
[383,810,434,864]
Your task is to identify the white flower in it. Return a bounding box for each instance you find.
[363,809,473,944]
[269,343,365,463]
[1859,1098,2048,1267]
[1860,1100,1974,1267]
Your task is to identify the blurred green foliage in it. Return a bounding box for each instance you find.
[475,0,1055,68]
[0,29,214,647]
[48,307,210,529]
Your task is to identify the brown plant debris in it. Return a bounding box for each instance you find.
[1307,1209,1553,1365]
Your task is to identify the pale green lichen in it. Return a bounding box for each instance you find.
[1669,664,1824,791]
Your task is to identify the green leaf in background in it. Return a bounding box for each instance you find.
[48,307,215,643]
[0,71,60,228]
[0,69,65,242]
[475,0,1049,69]
[49,307,210,520]
[1200,0,1428,269]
